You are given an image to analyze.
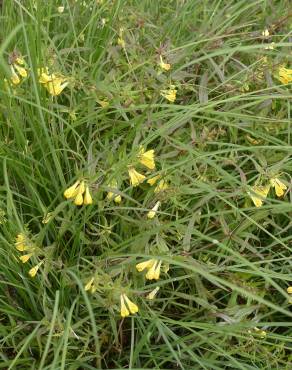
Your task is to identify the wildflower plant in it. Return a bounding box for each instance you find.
[0,1,291,369]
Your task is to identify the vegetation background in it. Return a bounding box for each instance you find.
[0,0,291,369]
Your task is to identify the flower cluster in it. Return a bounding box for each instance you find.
[38,67,69,96]
[248,176,287,207]
[64,180,92,206]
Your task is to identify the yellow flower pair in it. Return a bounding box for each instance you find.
[106,180,122,203]
[64,180,93,206]
[10,57,28,85]
[120,293,138,318]
[128,146,156,187]
[136,259,163,280]
[38,67,68,96]
[248,177,287,207]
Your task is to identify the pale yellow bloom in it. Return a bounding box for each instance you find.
[74,192,83,206]
[248,185,270,207]
[138,147,155,170]
[147,201,161,219]
[254,327,267,339]
[96,98,109,108]
[128,167,146,187]
[14,64,27,78]
[83,186,93,205]
[159,56,171,71]
[270,177,287,197]
[147,174,161,186]
[287,287,292,294]
[57,6,65,13]
[85,277,94,291]
[28,261,43,277]
[42,212,53,224]
[120,294,130,317]
[123,294,138,314]
[106,180,122,203]
[64,180,80,199]
[277,67,292,85]
[146,260,162,280]
[10,66,20,85]
[39,70,68,96]
[160,85,177,102]
[117,37,125,48]
[262,28,269,37]
[15,233,28,251]
[136,259,155,272]
[19,253,34,263]
[154,179,168,193]
[146,286,160,300]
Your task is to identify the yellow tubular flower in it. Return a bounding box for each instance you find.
[146,260,162,280]
[138,147,155,170]
[146,286,160,300]
[147,201,161,219]
[147,174,161,186]
[14,64,27,78]
[83,186,93,205]
[248,185,270,208]
[85,277,94,291]
[10,66,20,85]
[15,233,28,251]
[287,287,292,294]
[154,180,168,193]
[160,85,177,102]
[159,56,171,71]
[64,181,80,199]
[28,261,43,278]
[123,294,139,314]
[19,253,34,263]
[136,259,155,272]
[128,167,146,187]
[74,192,83,206]
[277,67,292,85]
[39,70,68,96]
[120,294,130,318]
[106,181,122,203]
[270,177,287,197]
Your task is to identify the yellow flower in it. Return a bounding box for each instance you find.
[270,177,287,197]
[64,180,80,199]
[83,186,93,205]
[19,253,34,263]
[147,201,161,219]
[28,261,43,278]
[120,294,138,317]
[136,259,155,272]
[146,260,162,280]
[138,146,155,170]
[14,64,27,78]
[120,294,130,317]
[74,192,83,206]
[128,167,146,187]
[248,185,270,207]
[277,67,292,85]
[42,212,53,224]
[146,286,160,300]
[85,277,94,291]
[262,28,269,37]
[96,98,109,108]
[154,179,168,193]
[160,85,177,102]
[147,174,161,186]
[15,233,28,251]
[10,66,20,85]
[57,6,65,13]
[106,180,122,203]
[159,56,171,71]
[117,37,125,48]
[39,70,68,96]
[287,287,292,294]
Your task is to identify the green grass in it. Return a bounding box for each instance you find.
[0,0,292,368]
